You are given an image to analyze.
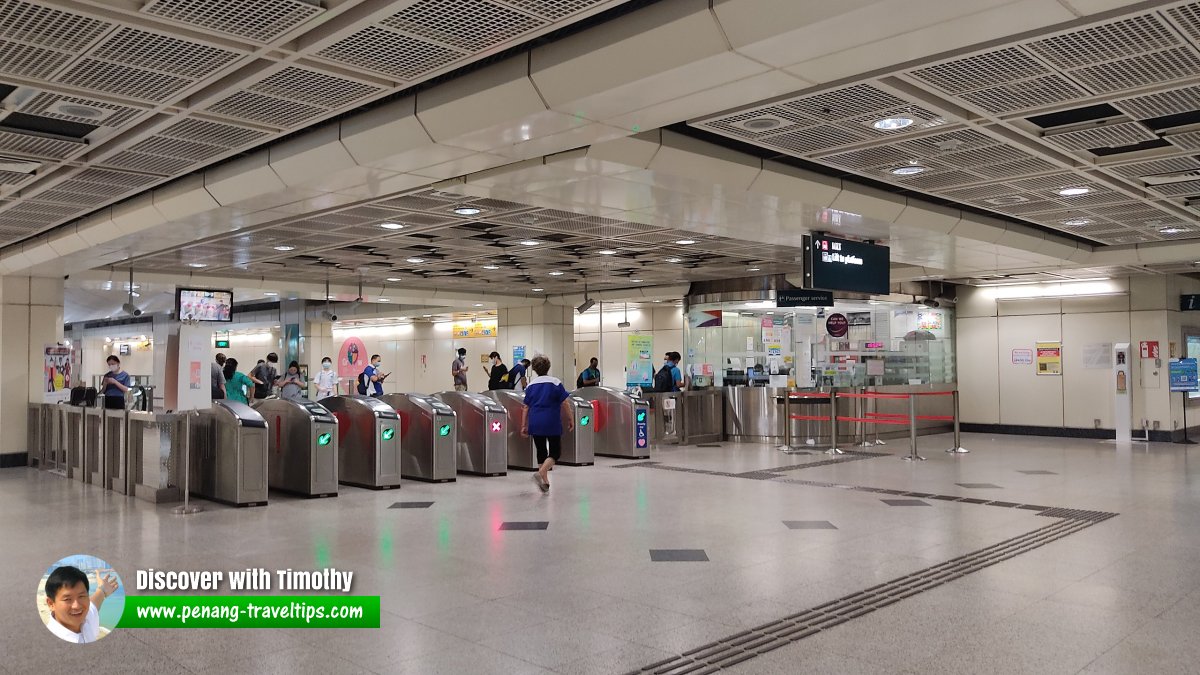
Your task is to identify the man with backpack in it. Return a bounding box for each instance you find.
[653,352,684,392]
[251,353,278,399]
[360,354,389,396]
[509,358,530,391]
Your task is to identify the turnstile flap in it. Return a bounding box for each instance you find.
[298,401,337,423]
[214,400,268,428]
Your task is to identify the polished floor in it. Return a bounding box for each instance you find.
[4,433,1200,674]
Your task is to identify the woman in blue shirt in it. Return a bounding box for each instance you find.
[521,355,574,493]
[101,356,131,410]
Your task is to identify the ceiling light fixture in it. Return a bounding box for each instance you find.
[547,271,565,276]
[666,257,682,263]
[984,195,1029,206]
[519,240,540,246]
[747,267,761,272]
[1061,218,1092,226]
[598,249,617,255]
[473,303,484,307]
[743,117,782,131]
[406,257,425,263]
[378,298,390,302]
[264,291,278,296]
[1160,227,1188,234]
[532,287,544,292]
[188,263,207,268]
[387,277,402,282]
[453,206,482,216]
[675,239,696,245]
[872,116,914,130]
[482,264,500,270]
[273,245,295,251]
[890,165,927,176]
[630,279,643,283]
[1058,187,1090,196]
[379,222,404,230]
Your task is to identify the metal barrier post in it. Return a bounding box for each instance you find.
[903,394,926,461]
[173,410,203,515]
[781,389,793,453]
[827,391,844,455]
[859,387,873,447]
[946,390,969,454]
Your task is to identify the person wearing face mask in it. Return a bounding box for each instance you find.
[314,357,338,399]
[652,352,684,393]
[485,351,510,391]
[362,354,389,397]
[101,355,131,410]
[279,360,306,400]
[451,347,469,391]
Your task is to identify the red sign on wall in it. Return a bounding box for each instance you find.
[1140,341,1160,359]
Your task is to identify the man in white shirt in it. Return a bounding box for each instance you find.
[43,565,118,644]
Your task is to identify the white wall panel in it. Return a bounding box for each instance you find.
[1061,312,1128,429]
[957,316,1000,424]
[997,313,1063,427]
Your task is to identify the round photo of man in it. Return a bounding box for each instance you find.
[37,555,124,644]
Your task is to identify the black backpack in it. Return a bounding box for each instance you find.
[357,371,369,395]
[653,365,675,393]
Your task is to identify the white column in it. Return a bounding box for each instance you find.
[498,303,575,385]
[0,276,64,466]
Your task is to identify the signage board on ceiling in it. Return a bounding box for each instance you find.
[806,235,890,295]
[776,289,834,307]
[1183,295,1200,311]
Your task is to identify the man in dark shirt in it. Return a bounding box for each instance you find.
[101,355,131,409]
[486,352,510,390]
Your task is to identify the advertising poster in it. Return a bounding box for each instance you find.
[917,311,943,330]
[338,337,367,382]
[826,314,849,338]
[1036,341,1062,376]
[687,310,722,328]
[44,345,73,403]
[626,334,654,387]
[451,320,497,339]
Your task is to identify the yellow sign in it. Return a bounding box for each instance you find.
[451,320,497,339]
[1036,341,1062,376]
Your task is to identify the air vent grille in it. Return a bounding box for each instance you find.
[0,40,71,79]
[1024,14,1180,69]
[0,129,84,160]
[1114,84,1200,120]
[1042,121,1156,151]
[18,92,144,127]
[90,27,240,79]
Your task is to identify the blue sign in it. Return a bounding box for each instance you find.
[1170,359,1199,392]
[512,345,525,363]
[635,409,648,449]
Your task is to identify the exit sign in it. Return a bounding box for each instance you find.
[1183,295,1200,311]
[215,339,230,348]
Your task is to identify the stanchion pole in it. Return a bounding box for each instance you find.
[903,394,926,461]
[827,391,844,455]
[173,410,203,515]
[946,390,969,454]
[781,389,793,453]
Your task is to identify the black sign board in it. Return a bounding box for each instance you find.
[1182,295,1200,311]
[808,235,890,295]
[776,289,835,307]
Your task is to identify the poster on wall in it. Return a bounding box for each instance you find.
[451,320,497,338]
[688,310,722,328]
[338,337,367,382]
[1011,349,1033,365]
[847,311,872,327]
[1169,359,1199,392]
[1082,343,1112,369]
[44,345,73,403]
[513,345,526,363]
[826,313,849,338]
[626,334,653,387]
[917,311,943,331]
[1036,341,1062,376]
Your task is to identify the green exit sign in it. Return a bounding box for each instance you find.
[316,432,332,446]
[438,424,451,437]
[381,427,395,441]
[215,339,230,348]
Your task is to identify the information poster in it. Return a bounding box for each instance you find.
[512,345,525,363]
[1011,349,1033,365]
[626,334,653,387]
[1036,341,1062,376]
[451,320,497,338]
[1169,359,1199,392]
[43,345,73,403]
[1082,343,1112,369]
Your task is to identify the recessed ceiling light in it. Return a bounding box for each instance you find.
[378,298,390,302]
[519,240,540,246]
[1058,187,1090,196]
[1160,227,1188,234]
[263,291,278,296]
[675,239,696,245]
[453,206,482,216]
[532,287,544,292]
[422,314,432,318]
[872,116,914,130]
[273,245,295,251]
[406,257,425,263]
[482,264,500,270]
[473,303,484,307]
[890,165,927,176]
[188,263,207,268]
[547,271,565,276]
[748,267,761,272]
[742,117,782,131]
[386,277,402,282]
[1061,218,1092,226]
[984,195,1029,206]
[598,249,617,255]
[666,257,683,263]
[630,279,643,283]
[379,222,404,230]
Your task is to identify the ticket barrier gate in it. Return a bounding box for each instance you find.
[190,400,268,506]
[61,405,82,476]
[380,394,457,483]
[319,396,402,489]
[560,396,595,466]
[103,408,130,494]
[127,411,185,503]
[80,406,103,483]
[482,390,538,470]
[254,399,339,497]
[574,387,652,459]
[434,391,507,476]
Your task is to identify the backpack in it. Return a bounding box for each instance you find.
[576,372,584,389]
[357,371,369,395]
[252,364,273,398]
[653,364,675,393]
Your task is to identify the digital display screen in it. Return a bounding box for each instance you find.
[808,235,890,295]
[177,288,233,322]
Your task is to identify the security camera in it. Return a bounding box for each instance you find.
[576,298,596,314]
[320,309,338,321]
[328,313,338,322]
[121,302,143,317]
[921,298,940,309]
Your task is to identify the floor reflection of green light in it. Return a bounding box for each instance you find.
[380,530,393,564]
[579,491,590,527]
[637,482,647,514]
[314,538,331,568]
[438,515,451,553]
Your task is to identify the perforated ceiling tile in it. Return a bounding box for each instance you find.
[0,40,71,79]
[937,144,1031,168]
[1167,130,1200,151]
[250,66,383,108]
[0,0,112,51]
[1168,3,1200,43]
[971,157,1061,179]
[317,25,464,80]
[1025,14,1179,69]
[158,117,268,148]
[100,151,195,175]
[126,134,223,162]
[1105,155,1200,180]
[895,169,987,191]
[0,128,84,161]
[141,0,324,43]
[72,167,159,190]
[785,84,907,121]
[1146,180,1200,197]
[701,107,809,139]
[942,183,1022,201]
[57,58,191,102]
[1042,120,1157,151]
[820,146,918,170]
[958,75,1090,113]
[1068,47,1200,95]
[0,169,31,185]
[381,0,545,52]
[763,124,869,155]
[17,92,144,127]
[91,27,241,79]
[206,90,325,128]
[1113,84,1200,120]
[908,47,1048,94]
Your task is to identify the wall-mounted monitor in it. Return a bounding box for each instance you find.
[177,288,233,322]
[806,235,890,295]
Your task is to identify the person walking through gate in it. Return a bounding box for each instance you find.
[521,355,574,493]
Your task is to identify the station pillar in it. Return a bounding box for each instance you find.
[497,304,575,384]
[0,276,64,466]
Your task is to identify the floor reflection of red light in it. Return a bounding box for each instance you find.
[490,502,504,552]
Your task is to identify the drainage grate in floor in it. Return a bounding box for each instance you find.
[623,507,1117,675]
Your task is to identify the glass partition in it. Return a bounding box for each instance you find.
[683,299,955,389]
